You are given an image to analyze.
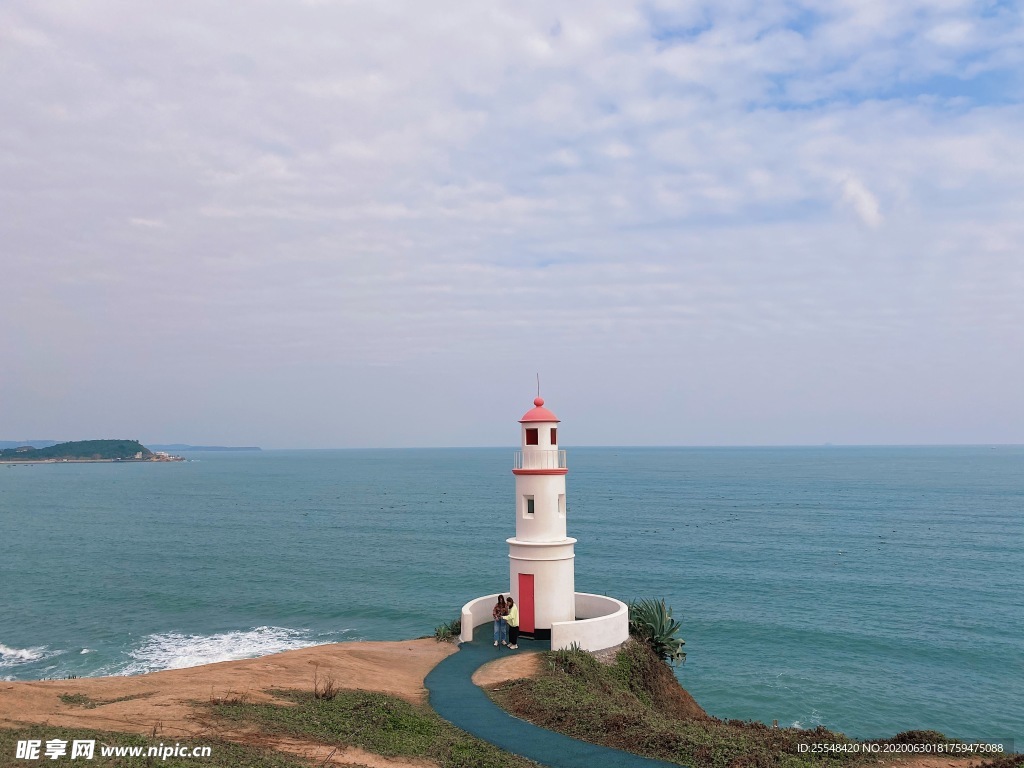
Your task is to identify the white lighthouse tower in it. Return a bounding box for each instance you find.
[460,395,629,651]
[508,397,574,639]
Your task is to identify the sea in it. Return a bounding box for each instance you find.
[1,446,1021,747]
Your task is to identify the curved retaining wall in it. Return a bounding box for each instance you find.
[460,593,503,643]
[551,592,629,652]
[461,592,629,652]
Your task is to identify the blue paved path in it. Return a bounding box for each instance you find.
[424,627,682,768]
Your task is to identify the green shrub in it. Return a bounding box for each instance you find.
[548,643,593,675]
[629,598,686,665]
[434,617,462,642]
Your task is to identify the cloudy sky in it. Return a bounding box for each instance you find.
[2,1,1022,447]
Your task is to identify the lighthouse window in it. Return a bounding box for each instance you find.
[558,494,566,517]
[550,428,557,445]
[525,428,539,445]
[524,495,535,517]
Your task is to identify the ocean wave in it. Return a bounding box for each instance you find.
[0,643,47,668]
[114,626,322,676]
[792,708,825,730]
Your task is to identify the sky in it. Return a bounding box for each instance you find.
[2,1,1022,448]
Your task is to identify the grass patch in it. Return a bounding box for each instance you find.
[208,691,250,706]
[488,640,1020,768]
[0,725,308,767]
[58,693,95,708]
[210,688,539,768]
[58,692,154,709]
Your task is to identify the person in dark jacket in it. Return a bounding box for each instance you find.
[492,595,508,646]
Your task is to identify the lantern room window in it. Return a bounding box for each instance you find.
[550,428,557,445]
[525,428,539,445]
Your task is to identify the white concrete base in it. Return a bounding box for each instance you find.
[460,591,629,652]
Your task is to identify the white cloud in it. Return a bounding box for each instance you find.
[129,217,166,228]
[0,0,1022,445]
[839,177,884,229]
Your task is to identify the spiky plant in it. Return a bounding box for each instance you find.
[433,617,462,642]
[628,598,686,665]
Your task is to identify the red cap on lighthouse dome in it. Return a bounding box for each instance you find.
[520,397,560,423]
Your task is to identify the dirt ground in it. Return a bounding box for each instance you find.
[0,640,457,768]
[471,652,542,687]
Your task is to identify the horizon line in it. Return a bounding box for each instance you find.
[251,441,1024,450]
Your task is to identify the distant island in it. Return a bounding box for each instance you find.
[147,444,262,452]
[0,440,261,452]
[0,440,183,463]
[0,440,62,450]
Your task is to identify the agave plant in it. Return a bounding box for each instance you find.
[628,598,686,665]
[433,617,461,643]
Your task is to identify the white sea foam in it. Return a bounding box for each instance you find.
[791,708,825,730]
[115,626,320,676]
[80,648,93,654]
[0,643,47,667]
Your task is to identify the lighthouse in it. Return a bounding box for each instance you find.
[460,394,629,651]
[508,397,575,639]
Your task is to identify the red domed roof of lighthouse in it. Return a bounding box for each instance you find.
[520,397,560,423]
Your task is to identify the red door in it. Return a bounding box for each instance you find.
[518,573,535,634]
